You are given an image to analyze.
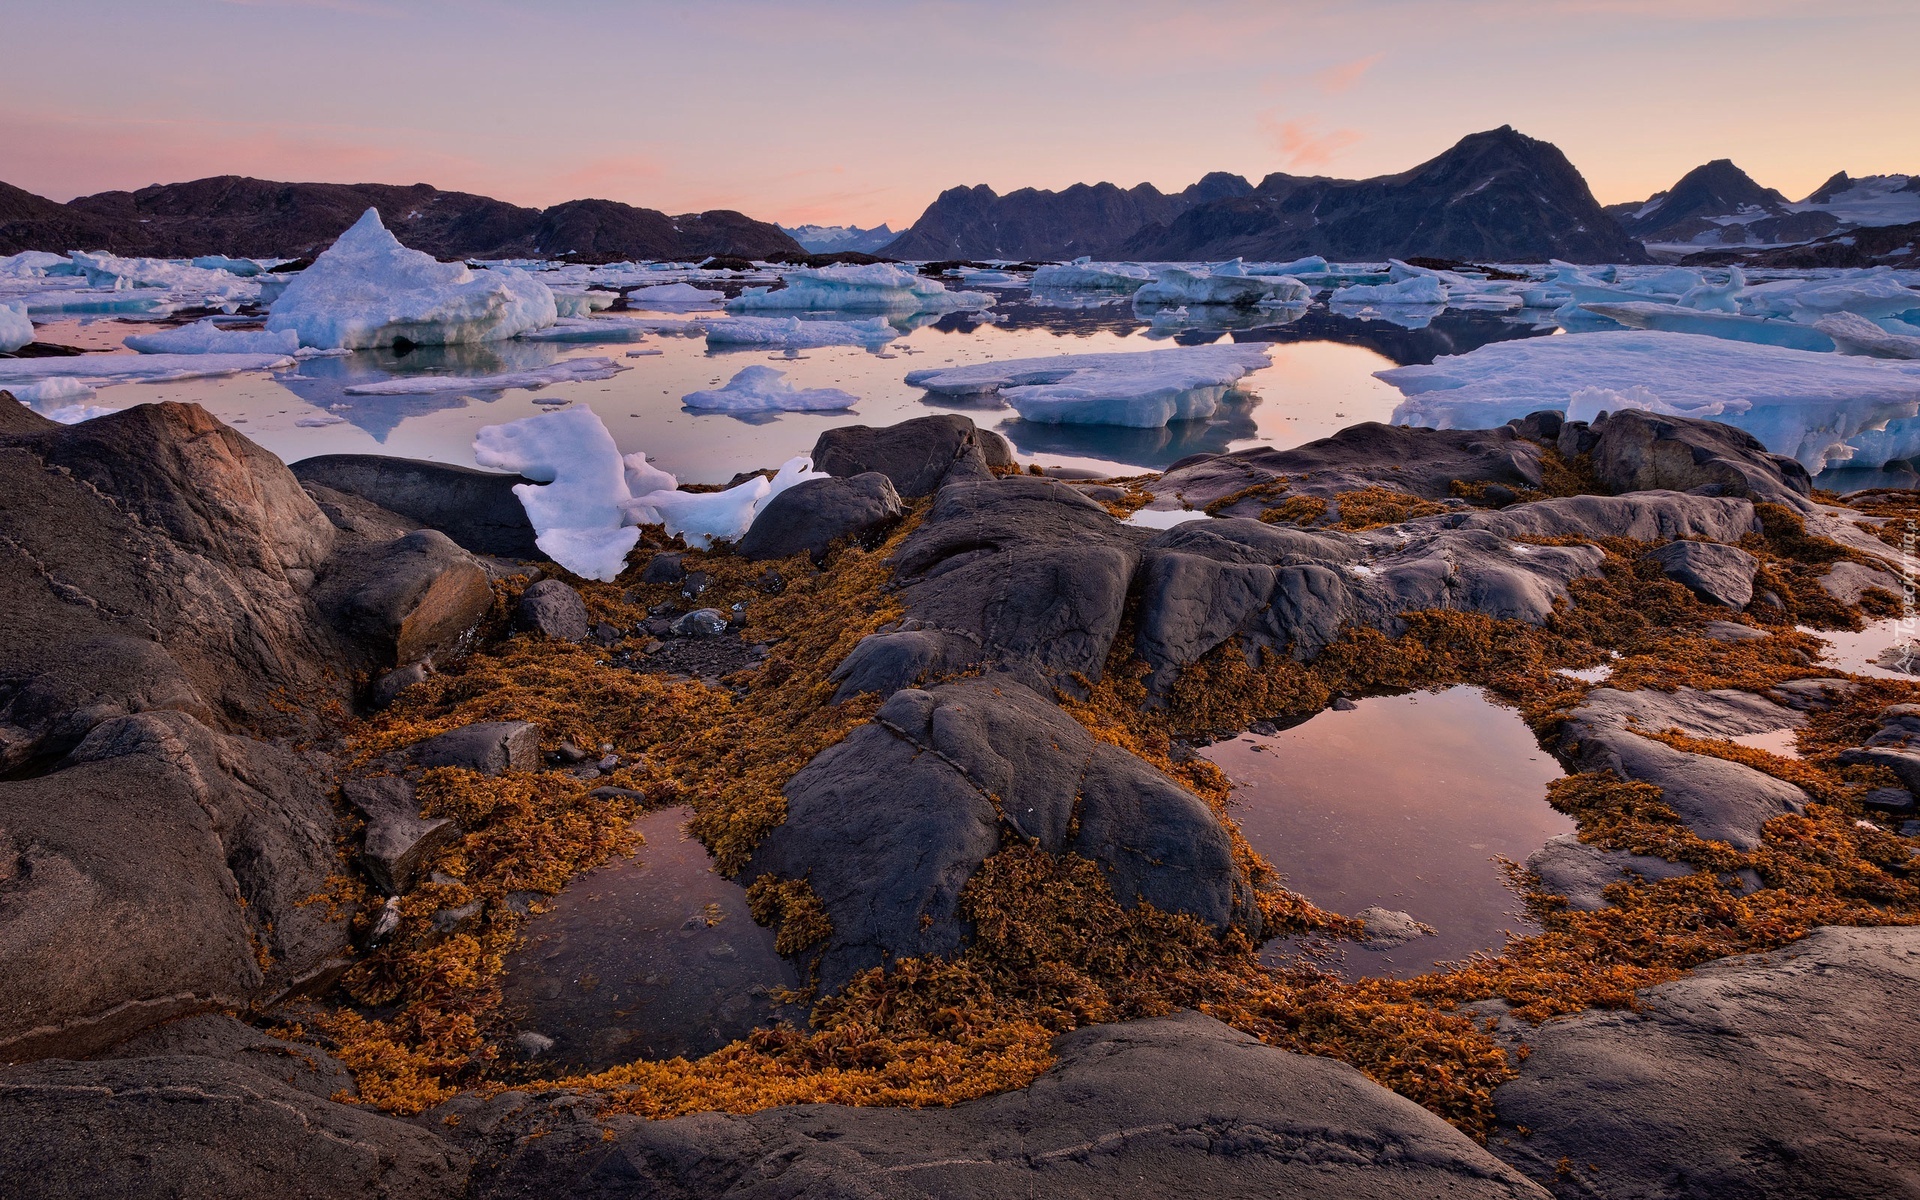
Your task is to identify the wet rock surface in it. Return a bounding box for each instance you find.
[1583,409,1814,510]
[515,578,591,641]
[1643,540,1759,609]
[291,453,539,558]
[314,527,494,668]
[809,412,1015,498]
[736,471,903,562]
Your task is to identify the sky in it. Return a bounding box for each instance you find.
[3,0,1916,229]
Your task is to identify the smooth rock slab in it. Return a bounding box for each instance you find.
[809,413,1014,498]
[291,453,539,558]
[411,721,540,775]
[1645,540,1758,609]
[736,471,902,562]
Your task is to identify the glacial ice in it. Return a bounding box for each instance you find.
[123,318,302,355]
[1027,259,1153,291]
[69,252,254,297]
[1576,302,1837,352]
[623,282,725,307]
[550,289,618,318]
[1677,268,1746,314]
[519,317,650,343]
[0,352,296,390]
[0,302,31,353]
[7,378,96,406]
[729,264,991,313]
[628,455,828,550]
[1817,312,1920,360]
[1379,330,1920,470]
[190,255,270,277]
[0,251,69,278]
[14,289,176,316]
[682,365,859,413]
[622,451,677,498]
[1740,273,1920,324]
[341,357,626,395]
[473,406,639,581]
[703,315,900,351]
[266,208,558,350]
[1330,275,1449,305]
[1247,255,1331,277]
[1134,261,1311,308]
[907,343,1270,427]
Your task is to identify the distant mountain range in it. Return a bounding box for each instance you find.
[780,223,897,254]
[878,173,1256,260]
[0,176,803,262]
[1605,160,1919,253]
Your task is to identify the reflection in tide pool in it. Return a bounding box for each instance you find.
[27,300,1549,484]
[499,807,800,1073]
[1805,616,1920,680]
[1202,686,1570,977]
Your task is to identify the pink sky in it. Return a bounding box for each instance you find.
[4,0,1915,228]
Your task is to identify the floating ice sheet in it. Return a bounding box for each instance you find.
[342,357,626,395]
[1134,261,1311,308]
[0,303,31,353]
[1027,259,1153,291]
[1817,312,1920,360]
[0,351,296,390]
[907,344,1271,428]
[123,318,301,355]
[518,317,649,343]
[703,315,899,351]
[1578,302,1837,352]
[682,366,858,413]
[623,282,724,307]
[728,264,990,314]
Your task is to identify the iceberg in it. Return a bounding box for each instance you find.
[266,208,557,350]
[623,282,724,307]
[1677,268,1745,314]
[550,289,618,318]
[0,352,295,391]
[1817,312,1920,360]
[728,263,991,314]
[7,378,96,406]
[1740,273,1920,324]
[473,406,639,581]
[1027,259,1153,291]
[1379,330,1920,470]
[69,252,251,296]
[341,356,626,395]
[1330,275,1449,305]
[1133,261,1311,308]
[682,365,858,413]
[1576,302,1836,352]
[14,289,176,316]
[1245,255,1330,277]
[519,317,649,343]
[703,314,900,351]
[0,302,31,353]
[628,455,828,551]
[123,318,301,355]
[190,255,270,277]
[907,343,1270,428]
[0,250,69,279]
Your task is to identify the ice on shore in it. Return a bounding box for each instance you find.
[1817,312,1920,360]
[0,302,31,353]
[1379,330,1920,470]
[1577,302,1837,352]
[629,455,828,550]
[342,357,626,395]
[622,451,676,498]
[682,365,858,413]
[123,318,301,355]
[1134,260,1311,308]
[624,282,724,307]
[473,406,639,580]
[1028,259,1153,291]
[907,343,1270,427]
[703,314,900,351]
[729,264,991,313]
[6,378,96,406]
[267,208,557,350]
[0,351,295,391]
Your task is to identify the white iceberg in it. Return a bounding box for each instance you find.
[6,378,96,406]
[123,318,301,355]
[1677,268,1745,314]
[1379,330,1920,470]
[728,264,990,313]
[0,251,69,279]
[519,317,649,343]
[1027,259,1153,291]
[907,343,1271,427]
[69,252,252,297]
[1576,302,1836,352]
[1817,312,1920,360]
[0,352,295,391]
[550,289,618,318]
[266,208,557,350]
[1134,260,1311,308]
[702,315,899,350]
[1740,273,1920,324]
[682,365,858,413]
[1246,255,1331,277]
[1330,275,1449,305]
[473,406,639,581]
[623,282,724,307]
[190,255,270,277]
[0,302,32,353]
[628,455,828,550]
[342,356,626,395]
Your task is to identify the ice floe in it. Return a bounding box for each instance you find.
[1816,312,1920,360]
[1027,259,1153,291]
[1331,275,1449,305]
[682,365,858,413]
[0,352,296,391]
[1133,260,1311,308]
[474,406,638,581]
[122,318,301,355]
[550,289,618,318]
[907,343,1271,427]
[623,282,725,307]
[702,315,899,351]
[0,251,70,279]
[0,302,32,353]
[728,264,990,314]
[1380,329,1920,469]
[518,317,649,343]
[266,208,557,350]
[1577,302,1837,352]
[341,357,626,395]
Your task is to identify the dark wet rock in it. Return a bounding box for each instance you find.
[1704,619,1768,643]
[1840,704,1920,792]
[750,681,1259,990]
[93,1012,355,1101]
[1156,422,1545,515]
[0,710,347,1062]
[342,776,459,895]
[1455,492,1759,544]
[1559,688,1806,849]
[290,454,539,558]
[639,552,684,585]
[0,1053,467,1200]
[1332,696,1358,711]
[737,472,903,562]
[1767,677,1860,711]
[370,661,432,709]
[514,578,589,641]
[1819,559,1903,604]
[1645,540,1759,609]
[670,608,728,637]
[1587,409,1815,510]
[449,1010,1547,1200]
[411,721,540,775]
[313,528,493,669]
[1505,410,1565,445]
[828,627,977,701]
[1491,926,1920,1200]
[681,570,712,598]
[1525,833,1697,912]
[809,413,1015,499]
[1355,906,1433,948]
[1556,419,1601,457]
[1864,787,1917,814]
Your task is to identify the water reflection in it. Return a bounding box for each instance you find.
[1232,306,1552,366]
[1000,397,1262,470]
[277,340,569,440]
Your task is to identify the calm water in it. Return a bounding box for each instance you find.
[1202,686,1570,976]
[499,806,801,1072]
[30,297,1548,484]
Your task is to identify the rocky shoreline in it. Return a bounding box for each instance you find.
[2,393,1917,1198]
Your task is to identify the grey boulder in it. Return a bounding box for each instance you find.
[1586,409,1814,510]
[342,775,460,895]
[514,578,590,641]
[1525,834,1698,912]
[809,413,1015,498]
[313,528,493,668]
[290,453,539,558]
[411,721,540,775]
[736,471,903,562]
[1645,540,1759,609]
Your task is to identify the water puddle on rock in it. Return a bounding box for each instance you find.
[500,806,801,1073]
[1804,617,1920,681]
[1202,685,1570,977]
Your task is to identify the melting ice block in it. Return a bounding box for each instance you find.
[123,318,301,355]
[0,352,295,390]
[519,318,649,343]
[682,366,858,413]
[1576,302,1836,352]
[627,456,828,550]
[549,290,618,318]
[473,406,639,581]
[907,344,1271,427]
[1133,261,1310,308]
[623,282,724,307]
[0,302,31,353]
[1330,275,1449,305]
[1816,312,1920,360]
[342,357,627,395]
[728,264,990,313]
[1379,329,1920,470]
[267,208,558,349]
[703,315,900,351]
[1027,259,1153,291]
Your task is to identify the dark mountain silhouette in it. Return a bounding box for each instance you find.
[1122,128,1643,263]
[1604,159,1837,248]
[1681,219,1920,271]
[0,176,803,262]
[879,172,1255,260]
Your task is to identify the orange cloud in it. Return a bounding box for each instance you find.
[1258,116,1362,170]
[1314,53,1383,94]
